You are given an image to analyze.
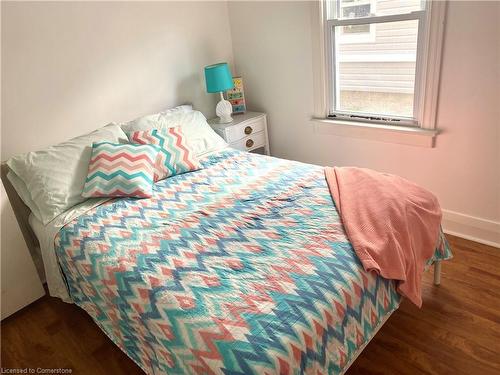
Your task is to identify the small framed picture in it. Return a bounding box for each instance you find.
[227,76,246,114]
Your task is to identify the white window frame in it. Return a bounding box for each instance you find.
[313,0,446,133]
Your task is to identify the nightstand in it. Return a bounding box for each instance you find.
[209,112,270,155]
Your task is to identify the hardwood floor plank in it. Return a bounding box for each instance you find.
[1,234,499,374]
[348,338,437,375]
[401,299,500,351]
[394,309,499,373]
[353,330,458,375]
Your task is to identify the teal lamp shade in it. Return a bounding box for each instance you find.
[204,63,234,93]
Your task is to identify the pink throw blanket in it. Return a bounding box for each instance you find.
[325,167,442,307]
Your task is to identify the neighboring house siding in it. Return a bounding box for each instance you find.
[338,0,419,93]
[339,61,415,93]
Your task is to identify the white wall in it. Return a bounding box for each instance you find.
[228,1,500,246]
[1,1,234,160]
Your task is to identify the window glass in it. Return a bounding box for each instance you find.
[327,0,424,20]
[334,19,419,118]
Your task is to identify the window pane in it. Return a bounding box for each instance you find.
[342,23,370,34]
[327,0,424,20]
[334,19,419,118]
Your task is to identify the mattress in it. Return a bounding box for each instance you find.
[54,150,448,374]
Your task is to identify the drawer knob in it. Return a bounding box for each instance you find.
[244,126,253,135]
[246,139,254,148]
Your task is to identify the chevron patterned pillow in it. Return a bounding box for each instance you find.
[129,127,201,181]
[82,142,159,198]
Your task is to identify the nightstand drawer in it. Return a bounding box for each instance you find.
[225,116,265,143]
[209,111,270,156]
[230,131,266,152]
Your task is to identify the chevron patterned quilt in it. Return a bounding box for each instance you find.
[55,150,450,374]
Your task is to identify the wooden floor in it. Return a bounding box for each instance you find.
[1,234,499,374]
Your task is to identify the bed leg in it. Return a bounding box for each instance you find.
[433,260,442,286]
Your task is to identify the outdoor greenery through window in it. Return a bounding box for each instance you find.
[325,0,427,126]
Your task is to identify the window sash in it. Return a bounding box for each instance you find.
[327,10,424,25]
[325,10,427,126]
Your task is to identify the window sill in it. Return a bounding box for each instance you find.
[311,118,439,147]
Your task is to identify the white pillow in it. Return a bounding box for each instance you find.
[7,123,128,224]
[121,104,193,133]
[124,110,227,157]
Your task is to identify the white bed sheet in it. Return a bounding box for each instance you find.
[29,198,111,302]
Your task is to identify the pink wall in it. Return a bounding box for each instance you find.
[229,1,500,245]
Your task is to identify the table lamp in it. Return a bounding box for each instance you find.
[204,62,235,123]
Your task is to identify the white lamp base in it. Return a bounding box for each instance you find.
[216,92,233,123]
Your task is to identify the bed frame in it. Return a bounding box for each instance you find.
[433,259,442,285]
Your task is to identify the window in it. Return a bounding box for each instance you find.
[323,0,445,129]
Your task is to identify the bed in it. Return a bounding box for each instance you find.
[6,148,449,374]
[1,108,451,374]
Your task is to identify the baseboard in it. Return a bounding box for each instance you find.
[442,209,500,248]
